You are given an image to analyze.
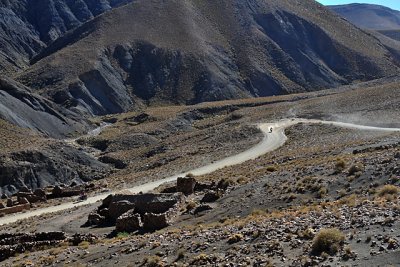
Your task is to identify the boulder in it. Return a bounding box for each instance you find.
[177,177,196,195]
[6,198,13,207]
[201,190,221,203]
[34,188,46,198]
[101,194,114,209]
[98,207,110,218]
[87,213,105,225]
[18,197,29,205]
[52,186,63,197]
[108,200,136,221]
[69,233,97,246]
[194,204,213,214]
[1,194,7,199]
[143,212,169,230]
[116,210,142,232]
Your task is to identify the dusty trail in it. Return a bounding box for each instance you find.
[1,118,399,226]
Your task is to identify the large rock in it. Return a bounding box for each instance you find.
[34,188,46,198]
[177,177,196,195]
[18,197,29,205]
[143,213,169,230]
[201,190,221,203]
[87,213,105,226]
[52,186,63,197]
[116,210,142,232]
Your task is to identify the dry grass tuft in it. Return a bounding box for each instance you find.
[311,228,345,255]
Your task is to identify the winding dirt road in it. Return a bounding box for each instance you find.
[1,118,399,226]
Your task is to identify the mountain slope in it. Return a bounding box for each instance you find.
[13,0,400,117]
[329,3,400,30]
[0,0,133,74]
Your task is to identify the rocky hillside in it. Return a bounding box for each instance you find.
[329,4,400,30]
[0,0,400,133]
[9,0,400,118]
[0,0,132,74]
[0,77,88,137]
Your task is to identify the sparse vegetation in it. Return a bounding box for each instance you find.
[378,185,399,198]
[228,233,244,244]
[116,232,130,239]
[143,255,163,267]
[348,163,363,176]
[335,158,346,173]
[311,228,345,255]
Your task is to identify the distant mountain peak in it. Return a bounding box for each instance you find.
[329,3,400,30]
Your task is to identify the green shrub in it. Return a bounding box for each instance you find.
[116,232,130,239]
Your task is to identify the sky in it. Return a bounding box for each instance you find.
[316,0,400,11]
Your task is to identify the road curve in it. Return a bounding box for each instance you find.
[1,118,399,226]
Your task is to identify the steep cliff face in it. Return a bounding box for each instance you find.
[13,0,400,117]
[0,0,133,73]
